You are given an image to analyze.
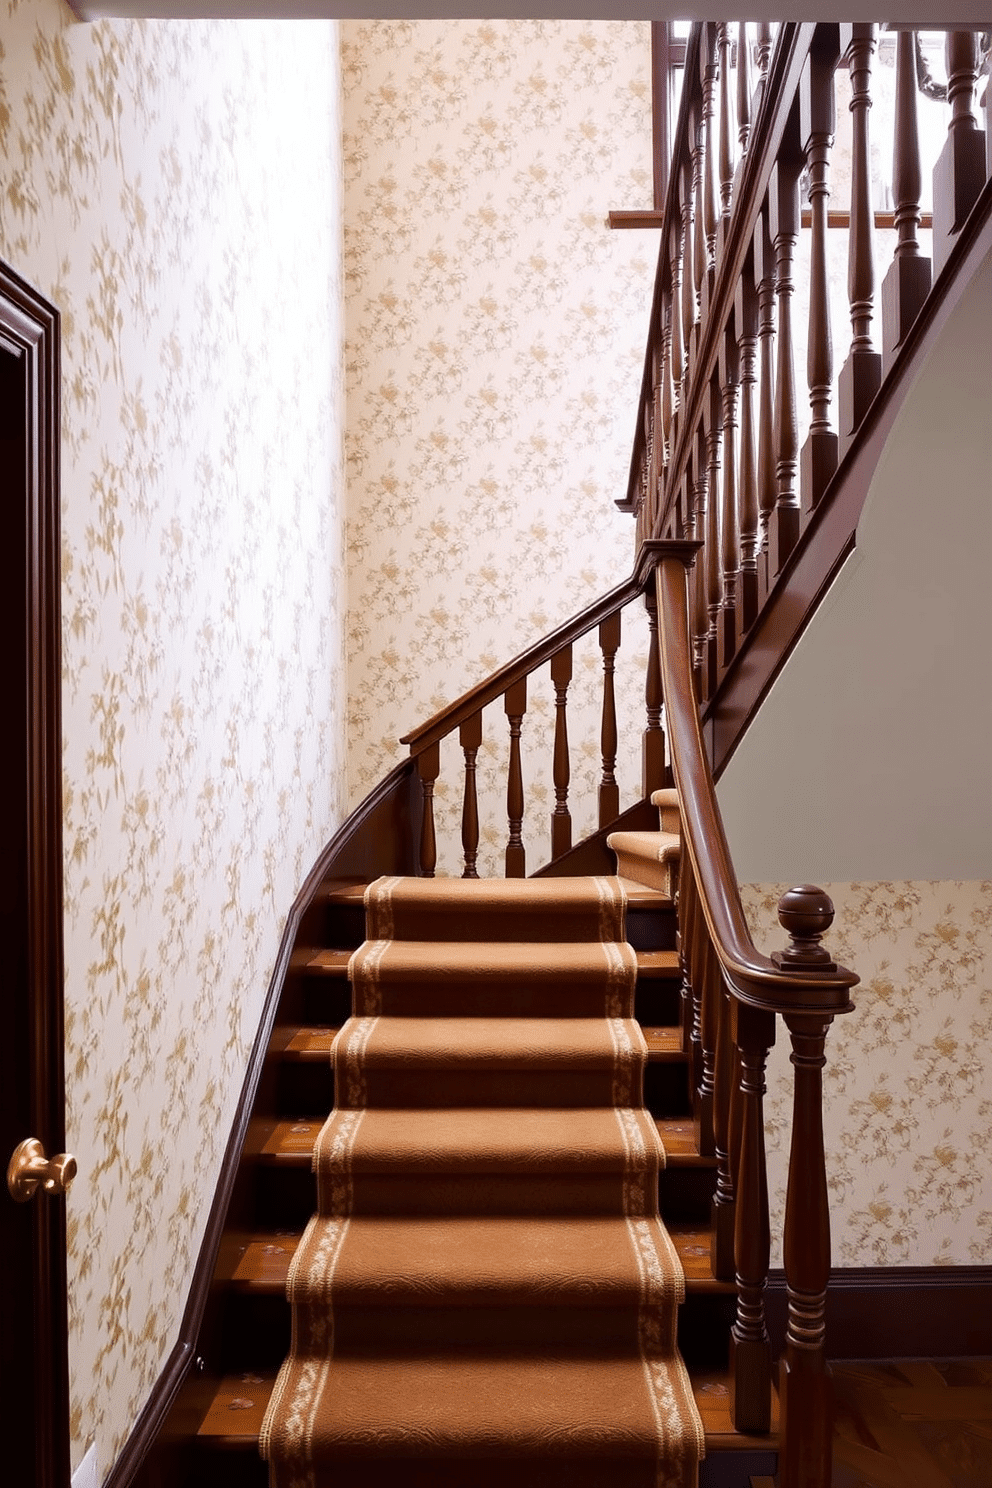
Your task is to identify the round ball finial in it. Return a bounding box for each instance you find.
[773,885,837,971]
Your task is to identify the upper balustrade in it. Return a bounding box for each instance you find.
[625,22,991,771]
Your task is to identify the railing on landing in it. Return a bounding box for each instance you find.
[400,554,669,878]
[626,22,991,775]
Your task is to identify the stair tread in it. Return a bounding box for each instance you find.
[297,945,677,978]
[196,1368,777,1451]
[274,1021,682,1065]
[318,877,674,906]
[225,1218,733,1298]
[255,1114,711,1168]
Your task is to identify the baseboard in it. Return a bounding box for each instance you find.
[766,1265,992,1360]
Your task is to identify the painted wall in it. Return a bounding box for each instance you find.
[720,250,992,1265]
[0,5,346,1473]
[341,19,657,876]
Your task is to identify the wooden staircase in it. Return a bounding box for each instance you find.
[135,796,779,1486]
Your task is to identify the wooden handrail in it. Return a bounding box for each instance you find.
[400,569,650,756]
[653,542,857,1486]
[653,549,856,1017]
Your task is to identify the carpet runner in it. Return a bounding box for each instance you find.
[261,874,704,1487]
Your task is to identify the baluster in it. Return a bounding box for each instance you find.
[718,318,740,671]
[775,887,846,1488]
[599,612,621,826]
[691,428,710,684]
[416,743,440,879]
[678,863,697,1057]
[672,203,688,422]
[754,208,776,604]
[641,592,666,798]
[730,1000,776,1433]
[550,645,572,859]
[504,679,527,877]
[932,31,986,275]
[800,29,841,515]
[768,120,803,578]
[686,862,706,1099]
[735,251,760,639]
[755,22,774,107]
[696,932,718,1158]
[681,143,697,398]
[838,25,881,458]
[704,384,723,697]
[881,29,931,376]
[661,294,674,473]
[459,713,482,878]
[718,23,735,227]
[686,100,704,379]
[711,979,736,1281]
[737,23,752,157]
[701,25,720,305]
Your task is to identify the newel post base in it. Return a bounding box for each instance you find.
[779,1345,833,1488]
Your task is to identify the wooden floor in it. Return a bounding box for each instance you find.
[832,1359,992,1487]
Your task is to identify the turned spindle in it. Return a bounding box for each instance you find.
[730,999,775,1433]
[416,743,440,879]
[718,321,740,672]
[642,592,666,798]
[550,645,572,859]
[459,713,482,878]
[799,31,840,514]
[881,28,931,375]
[768,131,803,577]
[932,30,987,276]
[504,679,527,877]
[599,612,621,825]
[838,24,881,457]
[735,253,760,639]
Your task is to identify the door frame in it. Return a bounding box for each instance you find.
[0,260,69,1486]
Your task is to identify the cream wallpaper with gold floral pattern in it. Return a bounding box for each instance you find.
[0,3,345,1473]
[741,881,992,1268]
[341,19,658,877]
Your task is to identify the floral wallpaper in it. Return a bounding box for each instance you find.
[341,19,658,877]
[0,2,345,1474]
[740,881,992,1268]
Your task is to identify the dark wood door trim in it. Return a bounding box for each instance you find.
[0,261,68,1488]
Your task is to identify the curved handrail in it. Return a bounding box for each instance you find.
[654,549,857,1014]
[400,568,650,756]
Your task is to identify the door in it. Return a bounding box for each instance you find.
[0,262,70,1486]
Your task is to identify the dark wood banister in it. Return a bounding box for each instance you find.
[400,567,653,758]
[653,542,857,1488]
[654,548,856,1017]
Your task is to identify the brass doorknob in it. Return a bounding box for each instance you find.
[7,1138,77,1203]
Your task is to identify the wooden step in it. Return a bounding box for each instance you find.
[193,1367,778,1455]
[255,1114,712,1169]
[293,947,679,978]
[272,1022,682,1068]
[656,1116,717,1168]
[220,1220,735,1301]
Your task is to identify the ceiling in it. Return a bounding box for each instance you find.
[67,4,989,26]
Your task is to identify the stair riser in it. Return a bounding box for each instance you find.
[318,1174,647,1219]
[293,1304,669,1354]
[220,1285,735,1379]
[338,1069,644,1109]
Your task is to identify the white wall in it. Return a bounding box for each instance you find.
[719,247,992,885]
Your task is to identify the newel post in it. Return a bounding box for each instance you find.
[775,886,844,1488]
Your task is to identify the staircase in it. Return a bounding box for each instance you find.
[113,19,992,1488]
[134,792,779,1487]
